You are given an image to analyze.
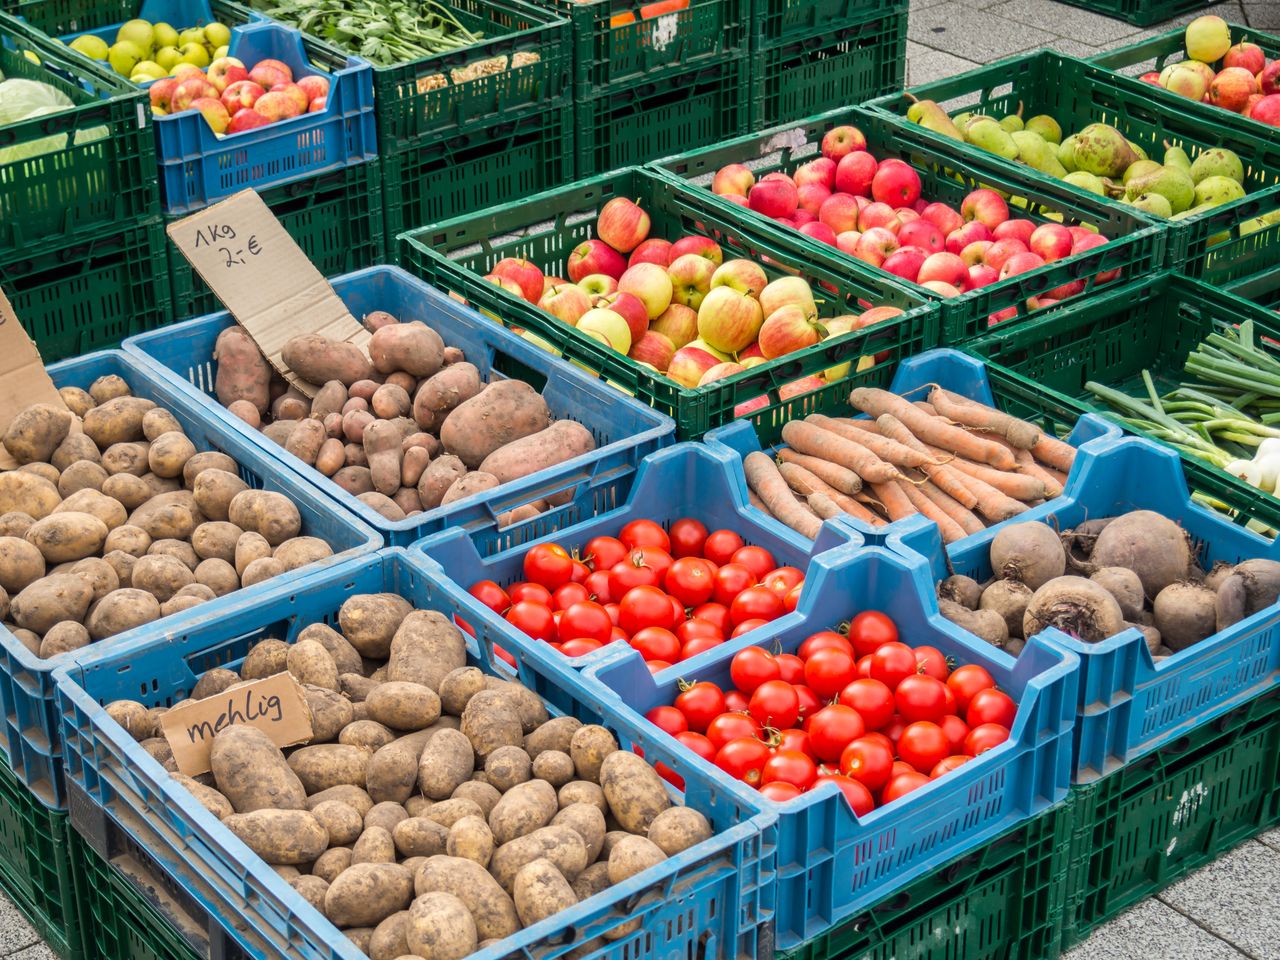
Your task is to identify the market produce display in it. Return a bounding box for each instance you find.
[741,385,1076,541]
[0,376,333,659]
[466,517,803,668]
[0,75,107,163]
[101,591,717,956]
[147,54,330,132]
[212,315,595,523]
[645,616,1016,813]
[69,16,235,82]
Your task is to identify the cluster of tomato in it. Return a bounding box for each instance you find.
[645,613,1017,813]
[466,518,804,666]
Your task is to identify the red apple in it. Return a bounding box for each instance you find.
[206,56,248,93]
[918,252,968,288]
[797,183,832,215]
[667,253,715,310]
[697,287,764,353]
[759,276,816,319]
[491,258,545,303]
[798,221,837,246]
[171,76,218,112]
[882,247,927,283]
[1253,93,1280,126]
[629,330,675,372]
[819,193,861,234]
[835,151,878,196]
[149,77,179,113]
[920,202,964,236]
[946,221,992,254]
[483,274,524,297]
[1244,93,1265,118]
[1209,67,1258,112]
[960,240,993,266]
[779,375,826,401]
[568,240,626,282]
[652,302,699,349]
[254,90,301,121]
[722,194,749,208]
[1071,232,1120,282]
[859,202,898,233]
[538,284,592,325]
[897,219,945,254]
[221,79,265,116]
[854,227,899,267]
[597,197,650,253]
[871,160,921,207]
[709,259,767,298]
[618,262,673,318]
[984,238,1029,272]
[920,280,962,298]
[297,74,330,103]
[993,219,1036,245]
[791,209,817,227]
[713,163,755,197]
[998,251,1047,280]
[1260,61,1280,96]
[628,238,672,268]
[822,125,866,161]
[579,274,619,299]
[1045,277,1086,300]
[795,158,837,190]
[1140,71,1162,85]
[1224,41,1265,75]
[1029,223,1074,263]
[596,291,650,343]
[835,230,862,256]
[749,178,798,218]
[967,264,999,290]
[668,236,723,265]
[191,97,231,134]
[227,108,270,133]
[668,345,727,387]
[699,361,746,386]
[308,97,326,113]
[248,59,291,90]
[758,304,824,359]
[857,306,905,328]
[739,342,765,361]
[961,189,1010,229]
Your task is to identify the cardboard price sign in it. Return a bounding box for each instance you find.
[0,287,68,470]
[161,672,313,777]
[166,189,371,397]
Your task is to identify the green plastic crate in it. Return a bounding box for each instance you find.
[382,100,574,245]
[9,0,248,34]
[1045,0,1217,28]
[0,13,157,258]
[651,106,1165,342]
[862,51,1280,287]
[168,159,386,322]
[962,269,1280,531]
[0,758,83,960]
[1062,690,1280,950]
[575,55,749,178]
[1228,262,1280,312]
[398,166,938,440]
[751,0,882,46]
[779,799,1073,960]
[237,0,569,151]
[749,4,905,130]
[0,216,172,363]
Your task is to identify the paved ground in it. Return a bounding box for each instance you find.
[3,2,1279,958]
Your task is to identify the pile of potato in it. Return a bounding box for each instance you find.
[106,593,713,959]
[214,310,597,524]
[0,375,332,659]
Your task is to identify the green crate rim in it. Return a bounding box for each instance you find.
[1046,0,1218,28]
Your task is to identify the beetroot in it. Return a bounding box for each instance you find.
[1087,510,1191,599]
[990,521,1065,591]
[1023,576,1125,643]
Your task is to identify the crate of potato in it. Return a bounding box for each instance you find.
[0,351,380,810]
[54,547,776,960]
[124,264,673,546]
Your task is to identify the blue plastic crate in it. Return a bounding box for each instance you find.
[415,440,855,672]
[577,526,1079,949]
[706,348,1122,550]
[934,436,1280,784]
[0,350,380,811]
[124,264,675,546]
[53,547,776,960]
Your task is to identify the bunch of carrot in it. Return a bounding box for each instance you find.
[742,386,1076,542]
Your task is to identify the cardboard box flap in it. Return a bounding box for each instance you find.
[166,189,371,398]
[0,286,67,470]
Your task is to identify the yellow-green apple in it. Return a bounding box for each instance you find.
[1260,62,1280,96]
[628,330,675,371]
[818,315,858,380]
[699,361,746,386]
[748,178,798,218]
[1209,67,1258,111]
[667,253,714,310]
[206,56,247,92]
[795,157,837,190]
[798,183,832,214]
[871,160,921,206]
[538,284,591,325]
[882,247,926,283]
[221,79,264,115]
[740,356,767,369]
[191,97,231,133]
[897,219,945,254]
[272,81,309,114]
[998,251,1046,280]
[618,262,673,319]
[297,74,329,103]
[918,251,968,288]
[596,291,649,342]
[1029,223,1073,263]
[149,77,179,112]
[577,308,632,354]
[491,258,545,302]
[578,273,618,299]
[668,236,723,265]
[482,274,524,297]
[967,263,999,289]
[946,221,992,254]
[961,189,1009,229]
[835,230,862,256]
[983,238,1029,272]
[1224,41,1265,74]
[709,259,767,298]
[254,90,301,120]
[853,227,899,267]
[686,339,730,361]
[171,76,218,112]
[667,344,724,387]
[819,193,861,233]
[920,280,962,298]
[543,275,567,294]
[759,276,816,318]
[835,150,877,196]
[992,219,1035,245]
[960,240,993,266]
[697,286,764,353]
[568,239,626,282]
[651,302,698,348]
[249,58,292,88]
[799,221,838,246]
[858,201,897,232]
[758,304,824,359]
[921,202,964,236]
[628,238,672,268]
[1161,63,1208,100]
[1185,14,1231,62]
[596,197,650,253]
[1253,94,1280,126]
[821,124,866,161]
[227,107,270,133]
[712,163,754,197]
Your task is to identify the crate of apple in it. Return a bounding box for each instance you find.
[710,125,1117,320]
[148,55,329,134]
[645,616,1015,812]
[482,194,904,389]
[466,518,804,669]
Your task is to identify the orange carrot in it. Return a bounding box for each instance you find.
[1044,466,1069,488]
[748,488,768,513]
[942,466,1030,523]
[907,469,985,535]
[1032,433,1077,473]
[807,414,936,468]
[744,451,822,538]
[777,447,863,494]
[874,414,980,509]
[807,491,844,521]
[928,387,1042,449]
[1014,447,1064,499]
[779,462,884,526]
[781,420,901,484]
[918,440,1049,501]
[914,401,939,416]
[869,480,917,522]
[897,479,966,543]
[849,387,1017,470]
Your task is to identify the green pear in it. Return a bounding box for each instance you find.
[1024,115,1062,145]
[999,114,1025,132]
[906,98,964,140]
[1127,140,1148,162]
[1193,175,1246,207]
[1073,124,1140,178]
[1122,160,1162,185]
[1064,171,1106,195]
[1057,134,1080,173]
[1189,148,1244,185]
[1011,130,1068,177]
[1129,193,1173,218]
[1125,166,1195,213]
[1163,144,1192,171]
[966,118,1020,160]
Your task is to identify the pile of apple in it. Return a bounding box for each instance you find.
[1137,15,1279,128]
[710,125,1118,317]
[148,55,329,135]
[482,197,903,392]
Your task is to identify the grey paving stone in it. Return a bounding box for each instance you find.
[1043,38,1106,58]
[906,40,983,86]
[1259,826,1280,852]
[0,890,38,957]
[1061,897,1249,960]
[908,3,1063,62]
[5,944,56,960]
[1159,840,1280,960]
[910,0,950,11]
[986,0,1147,46]
[1242,3,1280,29]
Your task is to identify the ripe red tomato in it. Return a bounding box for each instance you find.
[713,563,757,605]
[508,582,552,606]
[669,594,685,625]
[609,556,661,596]
[523,544,573,589]
[677,618,723,647]
[560,638,603,657]
[807,705,866,762]
[898,722,950,773]
[815,774,874,816]
[762,750,818,790]
[669,517,709,558]
[930,755,971,778]
[604,603,621,626]
[869,642,917,689]
[731,618,768,638]
[584,535,628,572]
[894,675,948,724]
[704,529,746,566]
[558,601,613,644]
[774,727,812,756]
[784,582,804,612]
[793,684,822,723]
[715,737,771,786]
[848,610,899,658]
[631,626,681,663]
[619,519,670,552]
[882,771,931,803]
[724,689,749,713]
[860,732,893,753]
[584,570,612,604]
[610,626,628,643]
[468,580,509,615]
[762,566,805,600]
[774,653,805,685]
[938,714,970,755]
[665,557,716,607]
[676,730,715,763]
[964,723,1010,756]
[632,545,673,584]
[681,637,722,660]
[505,601,555,642]
[798,630,853,660]
[890,760,915,778]
[731,545,777,580]
[749,680,800,729]
[645,705,688,736]
[730,646,780,693]
[947,664,996,713]
[551,582,590,610]
[647,660,672,674]
[675,682,726,732]
[882,715,907,747]
[966,688,1016,729]
[840,736,894,790]
[855,655,874,679]
[706,712,763,751]
[618,585,677,634]
[569,559,590,584]
[805,647,858,698]
[838,678,895,730]
[730,585,784,625]
[691,602,731,635]
[759,781,802,802]
[913,645,950,681]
